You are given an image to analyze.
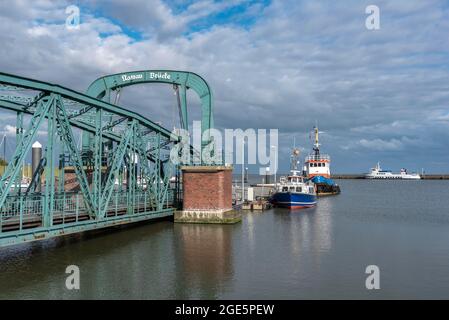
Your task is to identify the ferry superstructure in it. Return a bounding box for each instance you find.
[365,162,421,180]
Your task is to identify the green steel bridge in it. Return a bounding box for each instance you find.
[0,70,214,247]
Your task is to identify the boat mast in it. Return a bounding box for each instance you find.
[313,125,320,156]
[291,148,300,171]
[290,136,300,172]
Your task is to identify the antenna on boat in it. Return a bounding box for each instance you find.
[311,123,320,156]
[312,122,327,154]
[291,148,300,171]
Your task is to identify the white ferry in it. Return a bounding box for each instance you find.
[365,162,421,180]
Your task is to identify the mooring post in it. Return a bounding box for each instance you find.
[32,141,42,193]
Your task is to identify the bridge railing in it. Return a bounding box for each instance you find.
[0,189,176,234]
[1,195,44,218]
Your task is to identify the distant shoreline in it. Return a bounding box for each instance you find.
[332,174,449,180]
[232,173,449,180]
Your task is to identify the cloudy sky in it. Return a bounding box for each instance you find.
[0,0,448,174]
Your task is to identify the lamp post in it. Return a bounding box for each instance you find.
[265,166,270,184]
[241,140,245,203]
[262,177,265,199]
[271,145,277,187]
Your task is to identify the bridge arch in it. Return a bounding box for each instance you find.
[86,70,214,136]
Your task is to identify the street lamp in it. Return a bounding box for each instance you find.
[271,145,277,186]
[241,140,245,203]
[262,176,265,199]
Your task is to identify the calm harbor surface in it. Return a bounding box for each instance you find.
[1,179,449,299]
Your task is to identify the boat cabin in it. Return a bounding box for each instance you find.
[305,154,331,178]
[277,172,315,194]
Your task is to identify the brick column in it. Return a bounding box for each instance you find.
[63,167,94,192]
[175,166,241,224]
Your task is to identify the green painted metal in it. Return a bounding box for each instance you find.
[55,96,96,216]
[0,207,173,247]
[100,120,137,218]
[84,70,214,159]
[0,72,174,138]
[0,94,55,208]
[14,112,23,195]
[93,107,102,215]
[0,71,178,247]
[86,70,214,133]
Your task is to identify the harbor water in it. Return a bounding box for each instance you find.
[1,179,449,299]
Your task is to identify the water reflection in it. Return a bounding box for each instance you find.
[312,197,334,252]
[173,223,235,299]
[273,196,334,259]
[3,181,449,299]
[0,222,173,299]
[246,213,255,255]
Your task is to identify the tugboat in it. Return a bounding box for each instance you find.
[269,148,317,209]
[304,126,341,196]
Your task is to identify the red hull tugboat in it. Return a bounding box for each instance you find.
[304,126,341,196]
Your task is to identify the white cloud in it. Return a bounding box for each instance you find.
[358,138,404,151]
[2,125,46,137]
[3,125,17,136]
[0,0,449,172]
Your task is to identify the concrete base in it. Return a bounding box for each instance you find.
[174,209,241,224]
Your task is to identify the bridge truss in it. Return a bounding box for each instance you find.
[0,71,205,247]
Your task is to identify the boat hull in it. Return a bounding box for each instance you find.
[315,183,341,196]
[310,176,341,196]
[269,192,317,209]
[365,175,421,180]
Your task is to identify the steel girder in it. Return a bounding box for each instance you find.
[0,72,176,246]
[83,70,213,160]
[0,72,174,138]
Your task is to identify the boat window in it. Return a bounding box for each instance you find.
[282,187,288,192]
[318,163,322,167]
[296,187,302,192]
[289,187,295,191]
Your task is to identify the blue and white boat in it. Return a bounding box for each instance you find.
[269,148,317,209]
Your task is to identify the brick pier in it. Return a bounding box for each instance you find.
[175,166,241,224]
